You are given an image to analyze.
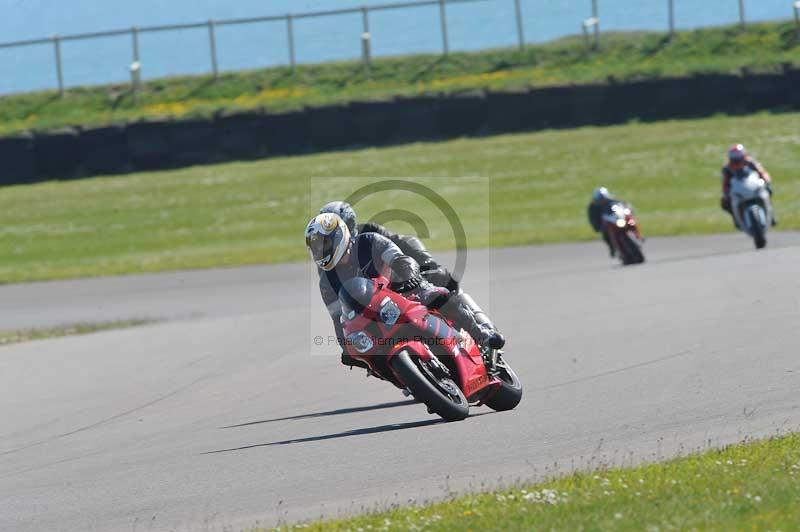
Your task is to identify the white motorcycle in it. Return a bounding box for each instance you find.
[729,168,773,249]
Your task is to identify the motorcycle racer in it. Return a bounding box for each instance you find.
[587,187,624,257]
[319,201,457,291]
[319,200,498,336]
[305,212,504,370]
[721,144,776,227]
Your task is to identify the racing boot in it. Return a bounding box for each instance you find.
[602,231,615,257]
[467,322,506,351]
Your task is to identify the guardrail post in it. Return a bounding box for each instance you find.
[207,19,219,78]
[514,0,525,50]
[668,0,675,38]
[439,0,449,56]
[592,0,600,49]
[738,0,746,29]
[52,35,64,96]
[286,14,296,70]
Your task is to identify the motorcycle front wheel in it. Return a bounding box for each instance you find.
[747,208,767,249]
[621,232,645,265]
[390,350,469,422]
[484,355,523,412]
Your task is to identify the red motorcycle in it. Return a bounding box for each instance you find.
[339,276,522,421]
[602,202,645,265]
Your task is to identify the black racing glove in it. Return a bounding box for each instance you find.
[389,255,423,293]
[421,266,459,292]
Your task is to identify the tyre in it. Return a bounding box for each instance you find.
[747,208,767,249]
[390,350,469,422]
[621,233,645,265]
[484,356,523,412]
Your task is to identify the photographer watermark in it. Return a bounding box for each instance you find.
[307,176,491,357]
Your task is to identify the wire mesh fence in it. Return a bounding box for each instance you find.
[0,0,795,96]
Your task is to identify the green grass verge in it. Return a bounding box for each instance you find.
[1,21,798,135]
[266,433,800,531]
[0,319,156,346]
[1,110,798,284]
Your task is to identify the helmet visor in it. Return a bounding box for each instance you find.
[306,227,347,270]
[306,232,334,265]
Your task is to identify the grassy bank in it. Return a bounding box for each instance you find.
[1,21,798,136]
[0,111,798,284]
[268,433,800,531]
[0,320,155,346]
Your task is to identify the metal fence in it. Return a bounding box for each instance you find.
[0,0,796,96]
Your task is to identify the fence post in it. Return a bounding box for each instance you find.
[131,26,140,63]
[286,14,296,70]
[130,27,141,103]
[52,35,64,96]
[592,0,600,49]
[795,1,800,40]
[738,0,746,29]
[439,0,449,56]
[668,0,675,38]
[130,62,141,103]
[514,0,525,51]
[207,20,219,78]
[361,7,371,72]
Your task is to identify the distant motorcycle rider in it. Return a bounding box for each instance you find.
[587,187,624,257]
[720,144,775,227]
[306,212,504,370]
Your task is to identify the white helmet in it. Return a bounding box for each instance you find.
[592,187,611,202]
[305,213,352,271]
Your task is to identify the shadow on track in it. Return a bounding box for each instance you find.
[204,418,444,454]
[220,400,418,429]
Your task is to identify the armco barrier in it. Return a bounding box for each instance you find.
[2,70,798,185]
[528,86,575,129]
[34,127,81,178]
[79,124,130,175]
[740,74,791,112]
[436,91,488,137]
[486,88,536,132]
[308,104,356,150]
[126,118,174,171]
[216,109,266,159]
[0,133,37,185]
[170,118,219,167]
[393,95,440,140]
[350,99,400,144]
[570,83,613,125]
[261,109,309,155]
[693,74,742,115]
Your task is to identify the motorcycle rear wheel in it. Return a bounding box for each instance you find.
[484,356,523,412]
[390,350,469,422]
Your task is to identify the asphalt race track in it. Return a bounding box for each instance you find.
[2,233,799,531]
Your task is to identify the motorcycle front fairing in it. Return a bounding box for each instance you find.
[339,277,499,401]
[602,203,642,247]
[730,171,772,233]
